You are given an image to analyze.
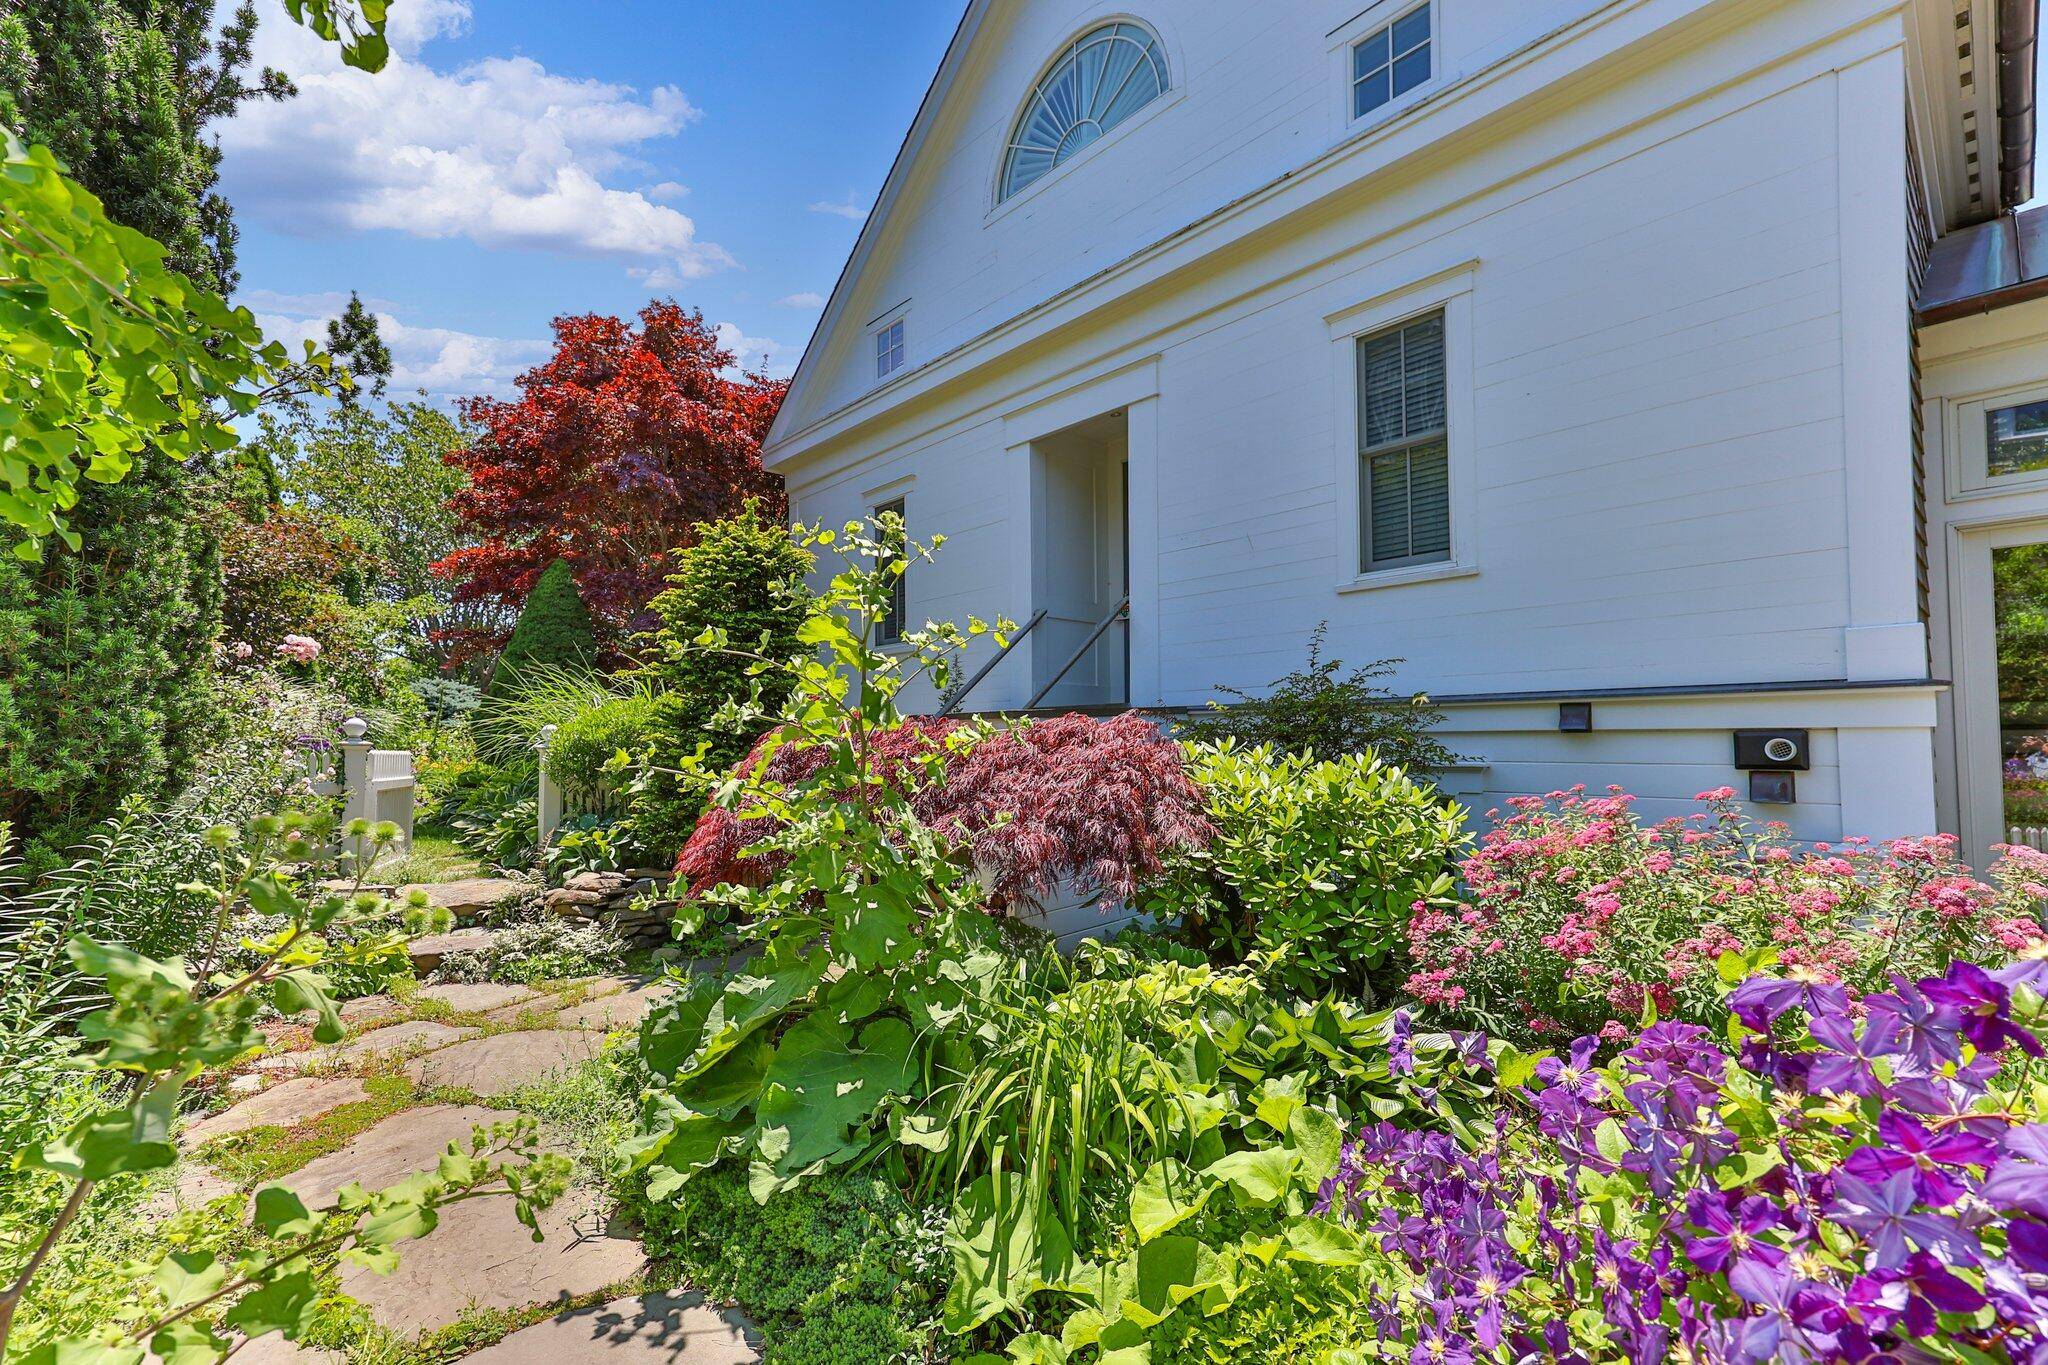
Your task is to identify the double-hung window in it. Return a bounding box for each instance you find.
[874,497,907,645]
[1357,311,1450,571]
[1353,3,1432,121]
[876,320,907,381]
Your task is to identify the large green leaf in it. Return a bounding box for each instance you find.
[943,1171,1079,1332]
[1206,1148,1299,1207]
[664,963,820,1084]
[1129,1160,1213,1243]
[754,1012,918,1174]
[18,1105,177,1180]
[828,887,917,971]
[1115,1237,1231,1329]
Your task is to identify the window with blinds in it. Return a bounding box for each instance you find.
[1358,311,1450,571]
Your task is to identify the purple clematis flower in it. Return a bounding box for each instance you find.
[1839,1111,1997,1206]
[1457,1241,1528,1350]
[1863,976,1965,1070]
[1806,1010,1900,1098]
[1726,1259,1838,1363]
[1730,972,1851,1032]
[1842,1252,1988,1338]
[1983,1126,2048,1218]
[1536,1036,1603,1100]
[1828,1171,1981,1269]
[1997,948,2048,996]
[1682,1191,1786,1275]
[2007,1216,2048,1276]
[1922,961,2045,1057]
[1389,1008,1417,1077]
[1408,1306,1473,1365]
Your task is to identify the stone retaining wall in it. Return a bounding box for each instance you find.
[542,868,679,944]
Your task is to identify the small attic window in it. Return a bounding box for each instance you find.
[1001,21,1169,202]
[1353,3,1432,121]
[876,319,906,380]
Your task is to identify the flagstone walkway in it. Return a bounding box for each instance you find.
[166,972,761,1363]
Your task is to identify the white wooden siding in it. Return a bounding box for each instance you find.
[776,0,1937,841]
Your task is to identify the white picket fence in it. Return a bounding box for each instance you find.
[2010,826,2048,853]
[308,717,417,852]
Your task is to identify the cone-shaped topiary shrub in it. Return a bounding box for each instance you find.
[487,559,598,702]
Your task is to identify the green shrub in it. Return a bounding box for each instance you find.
[631,1165,943,1365]
[632,503,812,861]
[1137,740,1467,1000]
[487,560,598,702]
[1180,622,1459,772]
[0,463,225,875]
[549,693,660,796]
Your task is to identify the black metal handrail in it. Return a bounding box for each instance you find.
[936,609,1048,716]
[1027,596,1130,710]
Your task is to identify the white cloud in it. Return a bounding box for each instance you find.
[776,292,825,310]
[221,0,732,280]
[644,181,691,202]
[714,322,797,380]
[808,196,868,221]
[253,300,550,402]
[238,287,402,316]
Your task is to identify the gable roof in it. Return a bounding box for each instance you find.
[765,0,993,459]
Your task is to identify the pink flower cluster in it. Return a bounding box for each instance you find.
[273,634,321,666]
[1404,785,2048,1043]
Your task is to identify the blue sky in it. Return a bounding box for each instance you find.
[220,0,963,402]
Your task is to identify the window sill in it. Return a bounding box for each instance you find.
[1336,562,1477,594]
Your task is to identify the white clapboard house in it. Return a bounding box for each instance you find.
[762,0,2048,867]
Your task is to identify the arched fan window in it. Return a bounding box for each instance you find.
[1000,21,1169,202]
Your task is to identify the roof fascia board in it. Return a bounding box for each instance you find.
[766,0,996,450]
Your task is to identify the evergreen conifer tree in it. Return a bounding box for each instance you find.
[488,560,600,701]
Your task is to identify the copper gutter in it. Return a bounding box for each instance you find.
[2002,0,2041,209]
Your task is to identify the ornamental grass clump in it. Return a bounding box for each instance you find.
[1405,785,2048,1043]
[1316,952,2048,1362]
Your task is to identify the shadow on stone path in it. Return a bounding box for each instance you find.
[170,974,764,1362]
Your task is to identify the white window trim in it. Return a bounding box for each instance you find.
[1945,378,2048,502]
[1327,0,1440,136]
[1327,261,1478,594]
[986,15,1186,221]
[874,317,908,383]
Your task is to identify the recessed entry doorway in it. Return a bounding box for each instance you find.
[1027,409,1129,708]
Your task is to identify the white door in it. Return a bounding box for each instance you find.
[1953,518,2048,866]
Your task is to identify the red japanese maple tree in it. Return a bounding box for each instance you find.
[433,301,787,659]
[676,713,1213,907]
